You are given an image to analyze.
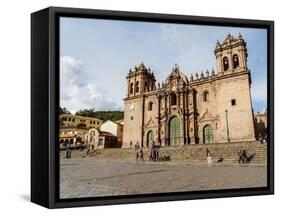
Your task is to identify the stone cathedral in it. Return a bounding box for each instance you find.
[122,34,256,148]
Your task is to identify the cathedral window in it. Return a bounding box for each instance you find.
[203,91,210,102]
[223,56,229,71]
[233,54,239,68]
[130,83,134,94]
[148,101,153,111]
[136,81,140,93]
[171,93,177,106]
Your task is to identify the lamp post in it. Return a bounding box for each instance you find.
[225,109,230,143]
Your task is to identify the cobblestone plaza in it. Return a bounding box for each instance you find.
[60,158,267,199]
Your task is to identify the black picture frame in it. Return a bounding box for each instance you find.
[31,6,274,209]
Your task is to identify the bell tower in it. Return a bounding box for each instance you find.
[123,63,156,148]
[126,62,156,98]
[214,33,248,76]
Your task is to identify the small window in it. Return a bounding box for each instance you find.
[171,93,177,106]
[72,119,75,122]
[93,121,96,124]
[148,101,153,111]
[203,91,209,102]
[231,99,236,106]
[68,118,71,121]
[90,121,92,124]
[130,116,134,120]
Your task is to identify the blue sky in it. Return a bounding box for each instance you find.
[60,17,267,114]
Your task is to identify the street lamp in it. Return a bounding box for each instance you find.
[225,109,230,143]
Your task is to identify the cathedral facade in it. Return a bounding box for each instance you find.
[122,34,256,148]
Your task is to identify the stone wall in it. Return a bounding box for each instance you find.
[72,141,267,164]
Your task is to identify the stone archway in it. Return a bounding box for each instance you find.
[203,124,214,144]
[169,116,180,145]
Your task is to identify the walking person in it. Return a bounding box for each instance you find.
[242,149,247,163]
[68,144,72,159]
[136,149,139,162]
[135,141,140,150]
[140,148,145,162]
[238,150,243,163]
[206,148,212,165]
[65,147,69,159]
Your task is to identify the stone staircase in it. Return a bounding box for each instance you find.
[81,141,267,164]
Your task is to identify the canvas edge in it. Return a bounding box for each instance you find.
[31,6,274,209]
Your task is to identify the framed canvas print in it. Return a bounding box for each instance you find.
[31,7,274,208]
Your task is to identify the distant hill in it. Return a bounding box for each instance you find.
[75,109,124,122]
[90,111,124,122]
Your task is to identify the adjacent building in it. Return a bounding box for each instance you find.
[84,128,118,149]
[59,114,103,149]
[123,34,256,148]
[101,120,123,147]
[59,126,87,149]
[59,113,125,149]
[254,110,268,137]
[59,114,102,129]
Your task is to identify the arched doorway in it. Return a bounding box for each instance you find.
[169,116,180,145]
[147,130,153,147]
[203,125,214,144]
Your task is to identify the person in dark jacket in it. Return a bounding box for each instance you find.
[140,148,145,162]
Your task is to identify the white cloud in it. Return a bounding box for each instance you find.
[60,56,122,114]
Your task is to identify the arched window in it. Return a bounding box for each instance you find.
[148,101,153,111]
[171,93,177,106]
[223,56,229,71]
[233,54,239,68]
[136,81,140,93]
[203,91,210,102]
[59,139,64,146]
[144,82,148,92]
[130,83,134,94]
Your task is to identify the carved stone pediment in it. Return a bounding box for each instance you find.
[165,64,188,86]
[144,117,157,128]
[199,109,218,122]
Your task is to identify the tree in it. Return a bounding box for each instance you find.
[59,107,71,114]
[75,108,124,121]
[75,108,95,117]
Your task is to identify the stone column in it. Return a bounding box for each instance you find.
[157,95,161,143]
[127,78,130,97]
[216,52,223,75]
[239,46,247,70]
[185,92,190,144]
[227,50,233,73]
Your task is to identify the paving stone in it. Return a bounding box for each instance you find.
[60,158,267,199]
